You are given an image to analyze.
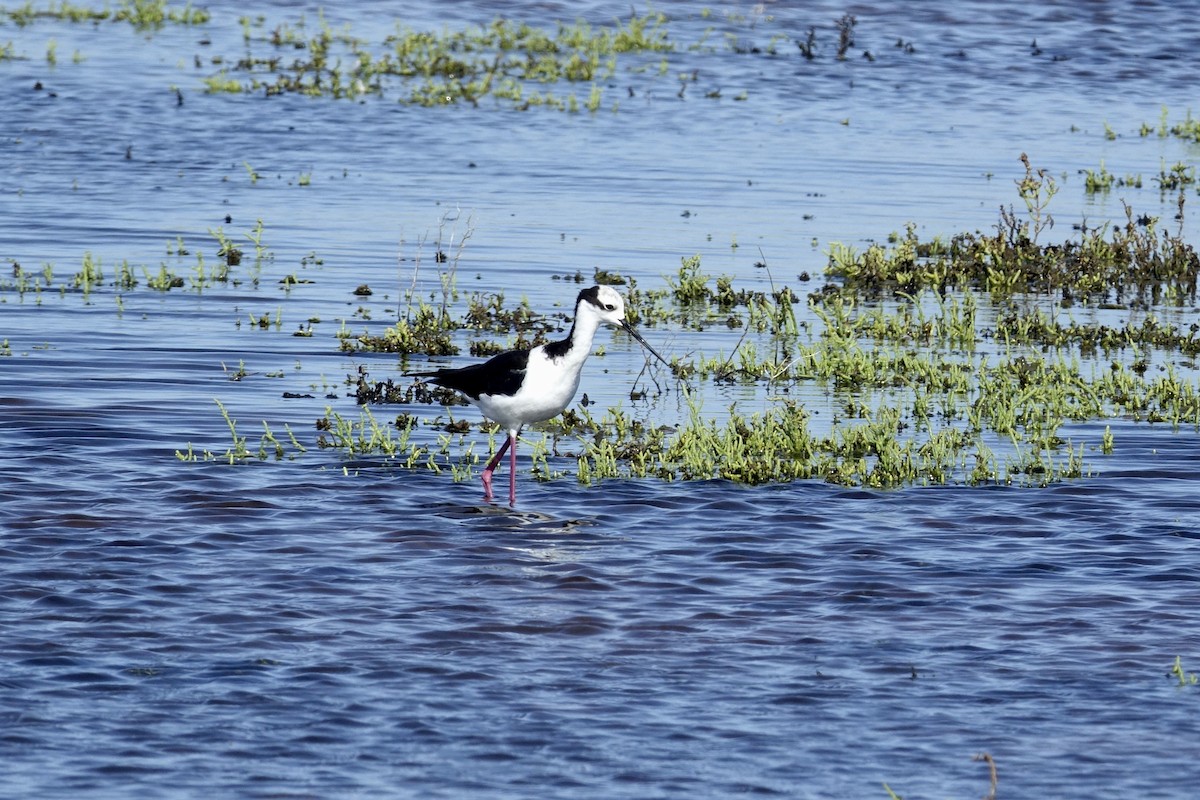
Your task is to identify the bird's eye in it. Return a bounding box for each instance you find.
[604,303,616,311]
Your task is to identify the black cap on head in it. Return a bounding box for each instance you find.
[578,285,603,308]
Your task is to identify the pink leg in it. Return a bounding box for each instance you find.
[481,436,511,502]
[508,435,518,506]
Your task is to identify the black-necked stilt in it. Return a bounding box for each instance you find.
[407,285,667,506]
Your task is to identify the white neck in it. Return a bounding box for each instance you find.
[565,306,603,365]
[542,302,604,369]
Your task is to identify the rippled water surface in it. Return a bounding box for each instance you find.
[4,1,1200,797]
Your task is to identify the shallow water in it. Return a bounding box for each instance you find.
[4,1,1200,797]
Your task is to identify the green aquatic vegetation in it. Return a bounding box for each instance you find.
[241,219,272,283]
[177,399,305,464]
[584,83,603,112]
[242,219,266,256]
[1092,363,1200,425]
[1170,655,1198,686]
[212,398,248,463]
[669,253,711,304]
[825,223,954,297]
[113,0,209,29]
[222,360,249,381]
[649,397,820,484]
[71,251,102,295]
[1082,161,1144,192]
[3,224,275,303]
[191,252,215,289]
[33,243,247,296]
[806,294,1200,433]
[342,302,459,356]
[567,389,1083,489]
[1014,152,1058,245]
[112,257,134,289]
[1141,106,1200,143]
[209,226,243,267]
[279,272,314,288]
[828,193,1200,305]
[627,254,801,339]
[618,285,1200,476]
[203,70,243,93]
[353,368,466,408]
[206,12,670,106]
[996,307,1200,358]
[193,8,862,110]
[146,263,184,290]
[2,0,208,29]
[1169,112,1200,142]
[1,260,53,296]
[1082,161,1114,194]
[1154,160,1196,192]
[811,291,977,351]
[1139,106,1169,138]
[2,1,106,26]
[315,406,476,475]
[252,419,305,460]
[246,306,282,330]
[462,291,545,335]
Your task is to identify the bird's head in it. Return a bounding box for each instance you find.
[577,285,668,366]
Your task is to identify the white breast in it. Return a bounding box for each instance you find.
[474,348,583,433]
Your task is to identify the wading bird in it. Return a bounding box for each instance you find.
[407,285,667,505]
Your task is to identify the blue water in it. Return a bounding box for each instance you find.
[3,1,1200,797]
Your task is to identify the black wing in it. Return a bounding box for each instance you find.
[408,348,530,400]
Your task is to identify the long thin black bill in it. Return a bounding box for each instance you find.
[621,320,669,367]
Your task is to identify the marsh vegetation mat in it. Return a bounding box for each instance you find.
[3,1,1200,798]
